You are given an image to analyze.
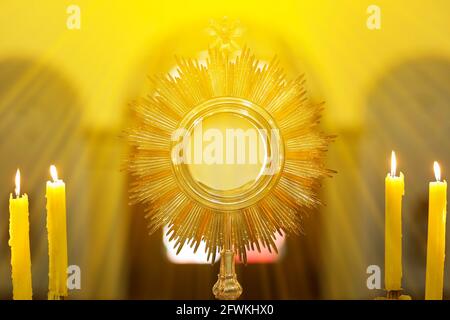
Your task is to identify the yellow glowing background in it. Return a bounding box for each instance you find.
[0,0,449,299]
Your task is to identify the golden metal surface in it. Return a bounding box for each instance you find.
[126,20,332,300]
[127,45,333,263]
[212,249,243,300]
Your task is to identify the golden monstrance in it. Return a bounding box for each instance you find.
[127,19,333,300]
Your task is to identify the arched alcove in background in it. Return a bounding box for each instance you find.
[125,20,326,299]
[0,58,89,299]
[361,57,450,299]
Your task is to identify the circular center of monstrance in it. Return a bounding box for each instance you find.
[171,97,284,211]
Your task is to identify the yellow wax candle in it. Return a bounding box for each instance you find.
[385,151,404,291]
[46,165,68,300]
[8,169,33,300]
[425,161,447,300]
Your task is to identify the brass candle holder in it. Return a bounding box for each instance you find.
[376,290,412,300]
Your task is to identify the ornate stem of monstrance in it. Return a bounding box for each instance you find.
[212,214,243,300]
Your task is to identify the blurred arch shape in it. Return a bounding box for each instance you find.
[127,19,321,270]
[0,56,90,299]
[361,56,450,298]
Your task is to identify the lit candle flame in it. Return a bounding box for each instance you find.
[390,151,397,177]
[434,161,441,182]
[50,165,58,182]
[15,169,20,197]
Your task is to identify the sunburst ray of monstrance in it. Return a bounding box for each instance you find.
[126,20,333,299]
